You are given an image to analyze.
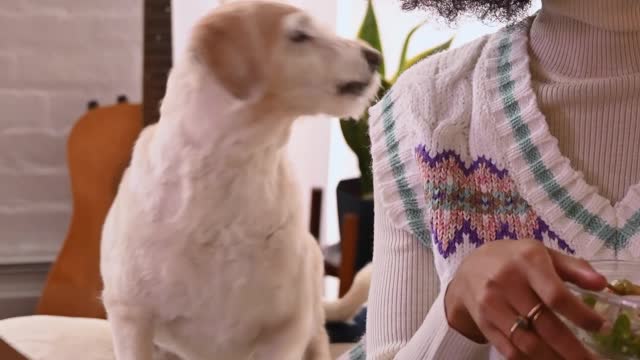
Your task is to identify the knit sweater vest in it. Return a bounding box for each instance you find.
[372,17,640,273]
[336,5,640,360]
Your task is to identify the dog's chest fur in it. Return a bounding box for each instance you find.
[100,126,315,358]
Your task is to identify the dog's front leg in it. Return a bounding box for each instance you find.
[107,306,154,360]
[304,325,331,360]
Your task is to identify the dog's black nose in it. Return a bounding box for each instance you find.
[362,48,382,72]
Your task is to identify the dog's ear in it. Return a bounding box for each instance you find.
[192,13,265,101]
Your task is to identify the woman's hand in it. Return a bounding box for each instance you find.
[445,239,608,360]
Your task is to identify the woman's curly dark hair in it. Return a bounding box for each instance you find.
[399,0,533,22]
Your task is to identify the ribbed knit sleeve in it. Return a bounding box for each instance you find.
[365,39,492,359]
[366,192,490,359]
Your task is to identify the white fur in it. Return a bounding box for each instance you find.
[100,2,379,360]
[324,263,372,323]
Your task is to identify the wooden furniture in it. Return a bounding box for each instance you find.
[36,0,174,318]
[309,188,360,297]
[0,338,28,360]
[335,214,359,297]
[36,101,143,318]
[309,188,323,240]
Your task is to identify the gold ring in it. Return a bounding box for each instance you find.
[532,309,543,323]
[526,303,544,323]
[509,316,531,340]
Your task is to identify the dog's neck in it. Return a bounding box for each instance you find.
[148,58,298,178]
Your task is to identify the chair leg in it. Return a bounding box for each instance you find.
[338,213,359,297]
[309,188,323,241]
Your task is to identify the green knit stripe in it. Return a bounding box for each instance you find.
[381,93,431,247]
[496,32,640,250]
[621,209,640,240]
[347,340,366,360]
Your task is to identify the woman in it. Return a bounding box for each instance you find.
[359,0,640,359]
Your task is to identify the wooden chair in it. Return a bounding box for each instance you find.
[309,188,359,297]
[0,338,28,360]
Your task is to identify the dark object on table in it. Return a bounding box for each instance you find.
[336,178,374,274]
[326,307,367,343]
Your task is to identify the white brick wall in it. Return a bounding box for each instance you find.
[0,1,143,263]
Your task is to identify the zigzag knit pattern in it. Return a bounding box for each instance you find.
[415,146,574,257]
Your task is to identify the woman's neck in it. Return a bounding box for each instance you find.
[530,0,640,78]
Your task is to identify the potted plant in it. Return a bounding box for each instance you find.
[337,0,452,271]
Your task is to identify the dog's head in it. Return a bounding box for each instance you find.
[190,0,381,119]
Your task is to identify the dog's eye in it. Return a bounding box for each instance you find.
[289,30,312,43]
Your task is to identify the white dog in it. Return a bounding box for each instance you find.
[99,1,381,360]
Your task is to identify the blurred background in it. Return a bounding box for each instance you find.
[0,0,541,319]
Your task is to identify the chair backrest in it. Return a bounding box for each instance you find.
[36,102,142,318]
[338,213,359,296]
[309,188,323,240]
[309,187,360,297]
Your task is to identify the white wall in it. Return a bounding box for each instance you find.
[0,0,143,263]
[172,0,219,61]
[336,1,542,79]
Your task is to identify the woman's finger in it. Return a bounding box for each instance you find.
[531,302,599,360]
[493,304,560,359]
[475,296,536,360]
[507,282,595,360]
[483,325,529,360]
[504,284,562,360]
[548,249,607,291]
[522,249,606,332]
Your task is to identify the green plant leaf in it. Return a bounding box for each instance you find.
[338,4,457,198]
[397,21,427,74]
[339,118,360,153]
[357,0,385,76]
[392,37,453,83]
[339,116,374,196]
